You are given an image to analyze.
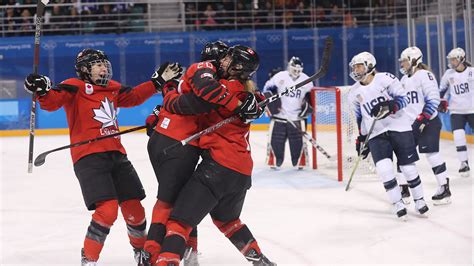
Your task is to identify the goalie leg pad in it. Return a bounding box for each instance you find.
[269,119,287,167]
[287,120,305,167]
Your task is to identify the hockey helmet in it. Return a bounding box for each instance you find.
[447,47,466,69]
[399,46,423,75]
[349,51,376,82]
[75,48,113,87]
[200,40,229,65]
[219,45,259,80]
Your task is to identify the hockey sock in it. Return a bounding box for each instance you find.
[84,199,119,261]
[425,152,448,186]
[144,200,172,263]
[376,159,402,204]
[157,220,193,266]
[120,199,147,249]
[213,219,262,258]
[186,227,198,251]
[395,164,408,185]
[453,129,469,162]
[400,163,425,200]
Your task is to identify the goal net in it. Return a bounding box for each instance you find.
[310,86,376,181]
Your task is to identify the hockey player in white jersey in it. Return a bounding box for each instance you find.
[439,47,473,177]
[263,57,313,170]
[348,51,429,219]
[397,46,451,205]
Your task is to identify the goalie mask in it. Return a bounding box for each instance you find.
[287,56,303,79]
[399,46,423,76]
[75,48,113,87]
[201,41,229,67]
[219,45,259,80]
[349,52,376,82]
[447,47,466,69]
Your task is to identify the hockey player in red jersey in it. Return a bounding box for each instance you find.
[23,48,182,266]
[144,41,262,265]
[154,46,275,266]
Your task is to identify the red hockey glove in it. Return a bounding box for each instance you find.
[145,105,161,137]
[438,99,448,113]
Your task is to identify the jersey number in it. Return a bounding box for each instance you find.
[197,62,214,69]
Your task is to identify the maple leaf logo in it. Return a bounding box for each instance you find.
[93,97,117,128]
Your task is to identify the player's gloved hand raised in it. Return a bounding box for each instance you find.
[355,135,370,159]
[237,92,264,123]
[438,99,448,113]
[145,105,161,137]
[24,74,51,96]
[151,62,183,91]
[370,100,397,120]
[411,113,430,138]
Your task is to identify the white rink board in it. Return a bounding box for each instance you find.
[1,131,473,265]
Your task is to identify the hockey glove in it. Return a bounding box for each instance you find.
[24,74,51,96]
[355,135,370,159]
[438,99,448,113]
[298,101,312,119]
[370,100,397,120]
[145,105,161,137]
[411,113,430,138]
[151,62,183,91]
[162,79,179,96]
[237,92,264,123]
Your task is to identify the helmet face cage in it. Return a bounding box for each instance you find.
[75,49,113,87]
[288,56,303,79]
[447,48,466,69]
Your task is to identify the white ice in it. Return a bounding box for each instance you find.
[1,131,473,265]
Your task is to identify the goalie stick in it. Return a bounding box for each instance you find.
[345,119,377,191]
[163,37,333,154]
[34,125,146,167]
[28,0,50,173]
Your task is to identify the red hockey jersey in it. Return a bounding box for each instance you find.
[199,79,255,176]
[155,61,240,145]
[38,78,156,163]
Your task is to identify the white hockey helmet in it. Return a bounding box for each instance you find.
[399,46,423,75]
[447,47,466,69]
[349,52,376,82]
[287,56,304,79]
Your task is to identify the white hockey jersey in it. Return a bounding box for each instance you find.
[348,72,411,139]
[401,69,440,122]
[262,70,314,121]
[439,66,474,114]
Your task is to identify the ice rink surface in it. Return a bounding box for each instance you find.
[1,131,473,265]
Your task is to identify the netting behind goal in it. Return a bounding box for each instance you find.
[310,87,376,181]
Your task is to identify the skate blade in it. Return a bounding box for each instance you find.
[398,215,408,222]
[433,197,451,206]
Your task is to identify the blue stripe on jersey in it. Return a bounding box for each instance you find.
[393,95,408,110]
[422,96,440,117]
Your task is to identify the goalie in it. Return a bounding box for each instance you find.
[262,57,314,170]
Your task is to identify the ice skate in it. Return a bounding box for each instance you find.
[432,178,451,205]
[134,248,151,266]
[459,161,470,177]
[183,246,199,266]
[414,198,429,216]
[394,200,407,221]
[245,248,276,266]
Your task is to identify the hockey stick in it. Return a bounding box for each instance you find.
[28,0,50,173]
[285,118,336,161]
[34,125,146,167]
[345,119,377,191]
[163,37,333,154]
